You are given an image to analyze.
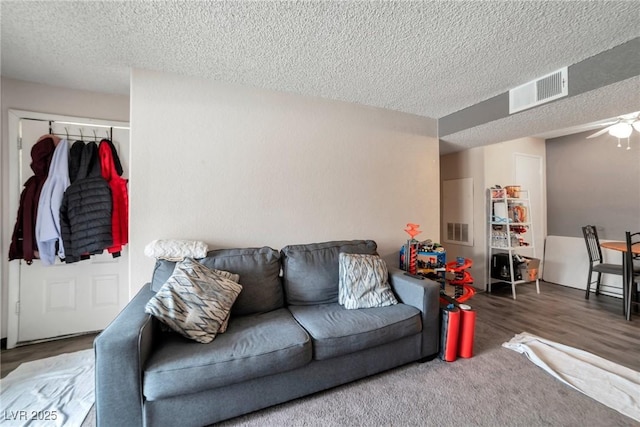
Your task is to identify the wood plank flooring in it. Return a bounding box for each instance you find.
[1,332,97,379]
[1,281,639,379]
[475,281,640,371]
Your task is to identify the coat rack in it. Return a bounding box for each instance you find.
[48,120,113,141]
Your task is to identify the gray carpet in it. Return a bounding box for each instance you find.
[83,320,637,427]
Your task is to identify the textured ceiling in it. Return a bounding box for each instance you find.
[1,1,639,152]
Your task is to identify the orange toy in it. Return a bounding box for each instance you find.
[441,258,476,303]
[404,223,422,240]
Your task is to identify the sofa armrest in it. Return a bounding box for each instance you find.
[94,283,156,427]
[388,268,440,358]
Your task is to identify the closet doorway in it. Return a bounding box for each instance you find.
[6,110,130,348]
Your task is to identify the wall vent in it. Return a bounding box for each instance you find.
[509,67,568,114]
[447,222,469,244]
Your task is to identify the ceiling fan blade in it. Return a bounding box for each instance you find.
[586,127,612,139]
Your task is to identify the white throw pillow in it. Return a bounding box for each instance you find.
[338,253,398,309]
[145,258,242,343]
[144,239,209,261]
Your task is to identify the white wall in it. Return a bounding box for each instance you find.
[1,77,129,340]
[440,137,546,290]
[130,69,440,289]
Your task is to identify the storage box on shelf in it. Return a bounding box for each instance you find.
[487,187,540,299]
[519,256,540,282]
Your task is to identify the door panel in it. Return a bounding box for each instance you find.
[16,116,130,343]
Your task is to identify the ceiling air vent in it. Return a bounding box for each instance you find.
[509,67,568,114]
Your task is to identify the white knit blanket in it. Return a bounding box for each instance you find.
[144,239,208,261]
[503,332,640,422]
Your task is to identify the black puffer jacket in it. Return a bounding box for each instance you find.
[60,142,113,263]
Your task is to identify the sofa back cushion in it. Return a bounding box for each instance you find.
[151,247,283,315]
[281,240,377,305]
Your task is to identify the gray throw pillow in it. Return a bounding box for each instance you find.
[338,253,398,309]
[281,240,378,305]
[150,247,283,316]
[145,258,243,343]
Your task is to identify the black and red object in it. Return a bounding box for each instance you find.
[439,304,460,362]
[439,293,476,360]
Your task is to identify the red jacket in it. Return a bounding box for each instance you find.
[99,140,128,254]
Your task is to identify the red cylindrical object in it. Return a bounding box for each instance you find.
[439,306,460,362]
[409,246,417,275]
[458,305,476,358]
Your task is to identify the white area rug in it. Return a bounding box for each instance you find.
[1,349,94,427]
[503,332,640,422]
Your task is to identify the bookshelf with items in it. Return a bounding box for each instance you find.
[487,186,540,299]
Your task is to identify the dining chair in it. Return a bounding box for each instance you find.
[582,225,625,300]
[624,231,640,320]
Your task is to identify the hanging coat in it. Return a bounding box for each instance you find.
[35,139,71,265]
[9,137,55,264]
[99,139,128,256]
[103,138,123,176]
[60,142,113,263]
[68,140,85,184]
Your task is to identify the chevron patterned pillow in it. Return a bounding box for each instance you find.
[338,253,398,309]
[145,258,243,343]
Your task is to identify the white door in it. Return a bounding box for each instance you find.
[9,112,130,344]
[515,153,545,273]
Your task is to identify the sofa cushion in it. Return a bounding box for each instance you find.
[151,247,283,316]
[338,253,398,309]
[143,308,312,400]
[288,302,421,361]
[281,240,378,306]
[145,258,243,343]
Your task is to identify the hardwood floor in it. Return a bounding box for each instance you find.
[1,332,98,379]
[1,281,639,379]
[475,281,640,371]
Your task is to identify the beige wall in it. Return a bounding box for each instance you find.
[483,137,546,190]
[484,137,547,258]
[130,69,440,289]
[440,146,486,285]
[1,77,130,339]
[440,137,546,289]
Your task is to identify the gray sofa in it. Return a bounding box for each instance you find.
[94,240,440,427]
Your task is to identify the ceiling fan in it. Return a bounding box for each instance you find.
[586,112,640,140]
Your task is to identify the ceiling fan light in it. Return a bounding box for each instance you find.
[609,123,633,138]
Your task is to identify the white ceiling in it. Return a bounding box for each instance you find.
[2,1,639,153]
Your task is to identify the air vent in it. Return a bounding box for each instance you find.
[447,222,469,243]
[509,67,568,114]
